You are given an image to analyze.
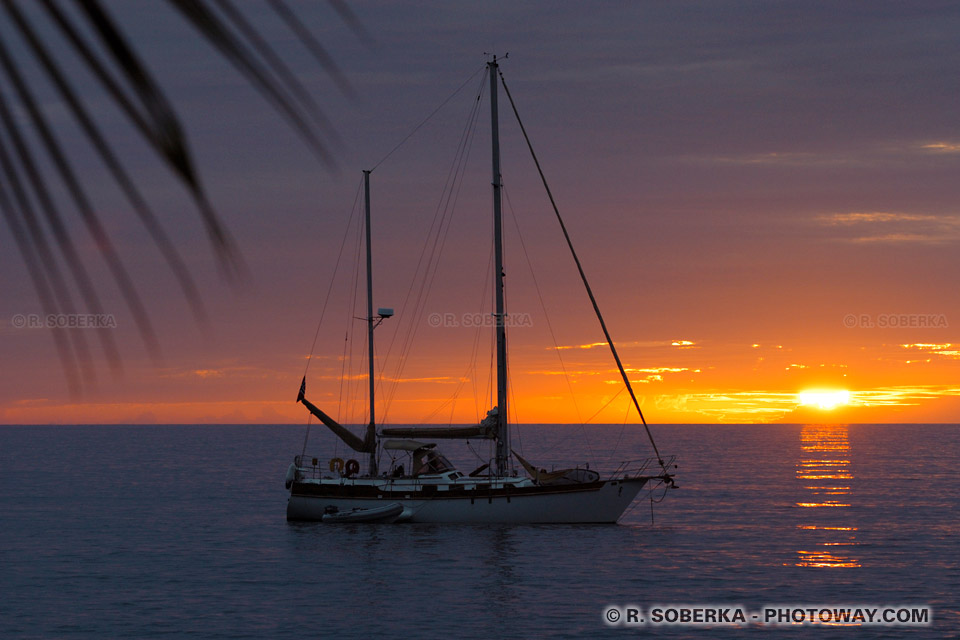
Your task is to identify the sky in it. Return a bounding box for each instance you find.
[1,1,958,425]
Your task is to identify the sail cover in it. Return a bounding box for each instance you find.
[381,406,498,440]
[379,425,495,439]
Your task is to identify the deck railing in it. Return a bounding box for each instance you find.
[293,455,335,480]
[609,455,677,480]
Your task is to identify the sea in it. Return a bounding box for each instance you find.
[1,424,956,639]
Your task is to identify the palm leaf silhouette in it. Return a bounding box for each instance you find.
[1,0,360,396]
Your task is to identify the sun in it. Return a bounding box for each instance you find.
[798,389,851,410]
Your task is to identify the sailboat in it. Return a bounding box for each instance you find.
[285,58,676,524]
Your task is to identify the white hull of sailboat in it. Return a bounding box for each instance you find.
[287,477,651,524]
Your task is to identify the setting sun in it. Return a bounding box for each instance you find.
[798,390,852,411]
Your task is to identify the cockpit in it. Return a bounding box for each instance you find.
[413,449,454,476]
[382,439,458,478]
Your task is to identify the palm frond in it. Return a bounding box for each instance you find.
[0,0,362,396]
[167,0,338,167]
[5,0,207,326]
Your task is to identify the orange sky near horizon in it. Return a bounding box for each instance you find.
[3,333,958,425]
[1,3,958,427]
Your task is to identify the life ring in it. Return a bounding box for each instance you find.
[329,457,344,472]
[344,459,361,476]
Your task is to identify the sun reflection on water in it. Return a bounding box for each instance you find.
[794,425,861,568]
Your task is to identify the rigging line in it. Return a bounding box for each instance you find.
[485,181,496,415]
[471,239,496,422]
[380,71,488,421]
[423,210,495,426]
[371,64,485,171]
[503,184,596,467]
[499,242,519,473]
[466,440,488,463]
[301,182,362,459]
[419,395,453,424]
[303,177,363,378]
[487,279,495,412]
[410,109,488,419]
[498,69,666,470]
[343,196,366,425]
[349,261,371,427]
[355,325,370,424]
[650,479,671,504]
[619,479,669,522]
[299,413,311,461]
[583,385,626,425]
[607,392,632,463]
[419,267,488,425]
[447,387,458,426]
[336,329,349,422]
[336,189,364,424]
[378,71,486,414]
[397,79,485,362]
[338,325,353,425]
[336,186,365,424]
[506,371,524,462]
[417,355,476,423]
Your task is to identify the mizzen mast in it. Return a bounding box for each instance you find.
[363,169,378,476]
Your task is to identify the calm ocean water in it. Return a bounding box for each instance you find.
[1,424,956,639]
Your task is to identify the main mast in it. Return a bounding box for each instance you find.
[364,170,378,476]
[489,58,509,475]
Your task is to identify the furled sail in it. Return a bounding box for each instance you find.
[297,378,375,453]
[379,425,494,439]
[380,406,498,440]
